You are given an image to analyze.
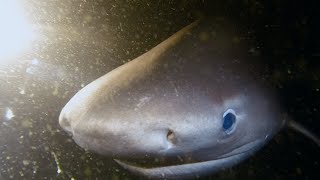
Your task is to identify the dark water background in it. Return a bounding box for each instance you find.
[0,0,319,179]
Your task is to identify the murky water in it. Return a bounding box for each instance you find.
[0,0,319,179]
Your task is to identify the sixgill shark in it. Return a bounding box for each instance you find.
[59,18,319,179]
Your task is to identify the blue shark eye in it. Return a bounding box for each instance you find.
[222,109,236,134]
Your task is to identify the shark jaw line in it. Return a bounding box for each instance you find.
[114,140,263,179]
[114,152,251,179]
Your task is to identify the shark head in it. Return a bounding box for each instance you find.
[59,19,285,179]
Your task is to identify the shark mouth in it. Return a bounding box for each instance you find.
[114,140,263,180]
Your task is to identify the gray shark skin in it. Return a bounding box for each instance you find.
[59,19,287,179]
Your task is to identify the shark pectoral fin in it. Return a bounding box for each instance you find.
[287,120,320,147]
[114,153,248,180]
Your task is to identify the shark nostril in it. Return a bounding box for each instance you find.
[166,129,175,144]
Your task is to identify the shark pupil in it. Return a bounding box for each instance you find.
[223,111,236,132]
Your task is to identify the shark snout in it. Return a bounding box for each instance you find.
[58,111,72,134]
[58,84,96,136]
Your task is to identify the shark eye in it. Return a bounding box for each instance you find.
[222,109,236,134]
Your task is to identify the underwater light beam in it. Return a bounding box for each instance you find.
[0,0,36,64]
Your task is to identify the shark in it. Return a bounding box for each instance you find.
[59,18,319,179]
